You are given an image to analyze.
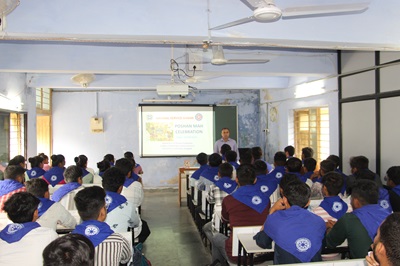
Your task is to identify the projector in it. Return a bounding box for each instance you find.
[156,83,189,96]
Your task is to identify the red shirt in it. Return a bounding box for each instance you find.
[0,187,27,212]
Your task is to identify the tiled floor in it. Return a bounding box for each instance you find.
[141,188,212,266]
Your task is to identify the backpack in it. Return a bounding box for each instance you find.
[131,243,151,266]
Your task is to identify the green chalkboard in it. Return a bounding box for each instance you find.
[214,105,238,144]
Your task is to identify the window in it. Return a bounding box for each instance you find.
[0,112,27,165]
[36,88,52,157]
[294,107,329,163]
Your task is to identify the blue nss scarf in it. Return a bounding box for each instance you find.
[229,161,240,170]
[201,166,220,183]
[214,177,237,194]
[267,166,285,183]
[105,191,128,213]
[335,169,347,194]
[43,166,65,187]
[232,185,269,213]
[0,222,40,243]
[352,204,391,241]
[38,197,55,217]
[73,220,114,247]
[81,168,90,177]
[392,185,400,197]
[301,171,313,183]
[264,206,326,262]
[191,164,208,180]
[378,188,392,212]
[255,178,278,199]
[26,167,46,179]
[0,179,24,197]
[51,182,81,202]
[319,196,348,219]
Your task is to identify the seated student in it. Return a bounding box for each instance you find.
[103,154,115,167]
[25,155,46,180]
[310,160,336,199]
[203,163,237,242]
[197,153,222,191]
[39,153,51,171]
[225,150,239,170]
[254,160,278,191]
[52,165,83,210]
[252,146,273,173]
[72,186,132,266]
[220,144,232,162]
[286,157,303,181]
[326,179,391,259]
[302,157,317,182]
[43,154,66,187]
[0,165,26,212]
[43,233,95,266]
[385,166,400,212]
[301,147,314,160]
[210,164,270,265]
[365,212,400,266]
[97,159,111,177]
[189,152,208,187]
[8,155,26,168]
[284,145,295,159]
[124,151,143,175]
[347,156,382,191]
[312,172,351,222]
[278,173,302,197]
[25,178,77,230]
[0,192,58,266]
[254,181,326,264]
[326,154,348,194]
[75,155,94,184]
[102,167,150,244]
[267,151,287,183]
[115,158,143,208]
[239,148,252,165]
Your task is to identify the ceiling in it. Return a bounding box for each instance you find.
[0,0,399,92]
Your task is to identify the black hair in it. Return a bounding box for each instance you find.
[280,173,302,194]
[320,160,335,173]
[124,151,134,159]
[284,146,295,157]
[349,156,369,170]
[26,178,49,198]
[196,152,208,165]
[4,165,25,180]
[239,148,253,164]
[51,154,65,167]
[97,160,111,173]
[74,155,88,168]
[286,157,302,173]
[115,158,134,177]
[28,156,44,168]
[251,147,263,161]
[254,160,267,175]
[225,150,237,163]
[208,153,222,167]
[379,213,400,266]
[8,155,25,166]
[102,167,126,192]
[218,163,233,178]
[302,147,314,159]
[38,153,49,160]
[387,166,400,186]
[103,154,115,163]
[3,192,40,223]
[284,181,311,208]
[43,234,95,266]
[64,165,82,183]
[274,151,287,166]
[326,155,340,168]
[303,157,317,172]
[220,144,232,156]
[221,127,230,132]
[322,172,344,196]
[351,179,379,206]
[74,186,106,221]
[236,164,256,186]
[354,168,376,181]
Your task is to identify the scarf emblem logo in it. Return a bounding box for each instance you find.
[223,183,232,189]
[7,224,24,235]
[380,200,389,209]
[275,172,283,179]
[251,196,262,205]
[260,185,269,193]
[332,202,343,213]
[31,170,37,176]
[38,202,43,210]
[214,176,219,181]
[105,195,113,210]
[85,225,100,236]
[295,238,311,252]
[50,175,57,181]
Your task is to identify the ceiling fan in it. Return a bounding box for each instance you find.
[0,0,20,30]
[71,73,96,88]
[210,0,370,30]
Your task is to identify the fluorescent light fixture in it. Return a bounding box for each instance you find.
[295,80,325,98]
[142,99,192,103]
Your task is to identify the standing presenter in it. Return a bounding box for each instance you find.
[214,128,239,158]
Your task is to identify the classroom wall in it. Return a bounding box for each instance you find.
[52,89,260,188]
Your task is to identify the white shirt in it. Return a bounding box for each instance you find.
[105,200,142,237]
[37,202,77,230]
[0,227,58,266]
[57,186,85,211]
[121,181,144,208]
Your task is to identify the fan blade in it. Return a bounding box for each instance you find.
[210,16,255,30]
[240,0,271,11]
[282,2,369,19]
[226,59,270,64]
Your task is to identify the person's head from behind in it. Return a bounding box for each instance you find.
[221,127,230,140]
[239,148,253,164]
[286,157,302,173]
[38,153,49,164]
[97,159,111,173]
[282,181,311,209]
[279,173,301,197]
[301,147,314,160]
[4,165,25,183]
[326,155,340,169]
[64,165,83,184]
[254,160,267,176]
[321,172,344,197]
[115,158,134,178]
[303,157,317,172]
[386,166,400,188]
[74,155,88,168]
[225,150,237,163]
[236,164,256,186]
[208,153,222,167]
[349,155,369,174]
[3,192,40,223]
[43,234,95,266]
[8,155,26,168]
[102,167,125,193]
[220,144,232,156]
[350,179,379,209]
[284,146,295,158]
[372,213,400,266]
[274,151,287,167]
[28,155,44,168]
[51,154,65,168]
[196,152,208,166]
[319,159,335,176]
[26,178,49,198]
[74,186,107,222]
[124,151,134,160]
[103,154,115,164]
[251,147,263,161]
[218,163,233,178]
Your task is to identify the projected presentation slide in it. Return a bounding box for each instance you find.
[140,105,214,157]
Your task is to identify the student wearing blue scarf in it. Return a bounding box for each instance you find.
[385,166,400,212]
[286,157,304,182]
[0,165,27,211]
[25,155,46,181]
[43,154,66,187]
[267,151,287,184]
[284,145,295,159]
[251,147,273,173]
[75,155,94,184]
[197,153,222,192]
[0,192,58,266]
[326,180,391,259]
[52,165,83,210]
[254,181,326,264]
[190,152,208,181]
[72,186,132,265]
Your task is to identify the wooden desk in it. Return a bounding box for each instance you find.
[178,167,198,206]
[237,232,273,266]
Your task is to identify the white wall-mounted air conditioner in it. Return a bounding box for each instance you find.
[156,84,189,96]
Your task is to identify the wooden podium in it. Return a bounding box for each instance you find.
[178,167,198,206]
